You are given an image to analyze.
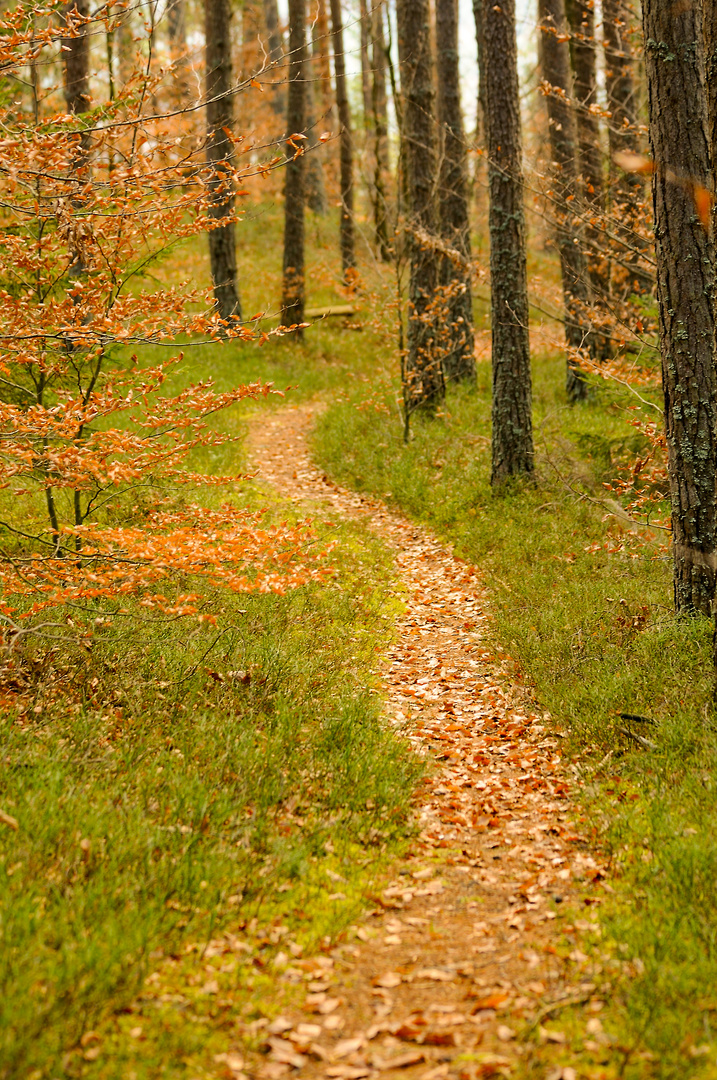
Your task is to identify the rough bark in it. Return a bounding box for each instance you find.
[481,0,533,482]
[642,0,717,617]
[472,0,485,143]
[280,0,307,330]
[539,0,593,401]
[603,0,647,298]
[329,0,356,278]
[435,0,475,383]
[313,0,334,118]
[205,0,241,324]
[370,0,391,260]
[397,0,444,414]
[564,0,607,295]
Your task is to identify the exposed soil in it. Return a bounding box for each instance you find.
[236,402,611,1080]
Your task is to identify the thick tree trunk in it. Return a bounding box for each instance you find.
[305,42,328,216]
[397,0,444,415]
[481,0,533,483]
[205,0,241,324]
[603,0,647,298]
[313,0,334,119]
[370,0,391,261]
[538,0,594,402]
[642,0,717,617]
[329,0,356,279]
[435,0,475,384]
[280,0,307,330]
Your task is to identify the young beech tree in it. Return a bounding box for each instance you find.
[642,0,717,617]
[435,0,475,384]
[205,0,242,323]
[329,0,356,280]
[0,6,328,636]
[481,0,533,483]
[538,0,595,401]
[281,0,307,329]
[397,0,444,415]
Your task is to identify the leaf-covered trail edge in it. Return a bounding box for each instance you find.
[233,402,616,1080]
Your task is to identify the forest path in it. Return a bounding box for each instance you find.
[244,402,608,1080]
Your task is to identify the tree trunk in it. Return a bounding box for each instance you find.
[280,0,307,330]
[305,40,329,216]
[167,0,190,101]
[62,0,91,275]
[435,0,475,384]
[205,0,241,324]
[472,0,485,144]
[538,0,593,402]
[313,0,334,119]
[603,0,647,298]
[359,0,372,124]
[481,0,533,482]
[329,0,356,280]
[642,0,717,617]
[370,0,391,260]
[397,0,444,415]
[564,0,607,297]
[261,0,285,115]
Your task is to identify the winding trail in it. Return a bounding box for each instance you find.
[244,402,609,1080]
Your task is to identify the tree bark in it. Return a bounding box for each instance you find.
[397,0,444,415]
[205,0,242,324]
[481,0,533,483]
[370,0,391,260]
[359,0,372,124]
[435,0,475,384]
[280,0,307,330]
[62,0,91,275]
[538,0,594,402]
[564,0,607,295]
[472,0,485,145]
[167,0,190,101]
[329,0,356,279]
[603,0,647,298]
[305,36,329,216]
[262,0,285,115]
[642,0,717,617]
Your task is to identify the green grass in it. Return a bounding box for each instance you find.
[312,348,717,1078]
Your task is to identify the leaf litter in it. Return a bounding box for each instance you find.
[193,404,614,1079]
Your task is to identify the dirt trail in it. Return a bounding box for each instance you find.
[243,403,609,1080]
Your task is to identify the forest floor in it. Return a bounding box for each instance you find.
[231,402,614,1080]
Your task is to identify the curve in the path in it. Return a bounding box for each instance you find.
[246,403,609,1080]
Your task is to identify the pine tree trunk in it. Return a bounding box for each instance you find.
[472,0,485,143]
[62,0,91,274]
[280,0,307,330]
[435,0,475,384]
[205,0,241,324]
[642,0,717,617]
[167,0,190,100]
[329,0,356,279]
[538,0,593,402]
[481,0,533,482]
[370,0,391,261]
[397,0,444,415]
[305,45,328,215]
[359,0,372,124]
[564,0,607,298]
[261,0,285,115]
[603,0,647,298]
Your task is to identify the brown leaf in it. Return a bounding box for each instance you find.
[421,1030,457,1047]
[470,993,510,1012]
[333,1037,365,1058]
[0,808,18,830]
[413,968,454,982]
[372,1051,425,1070]
[268,1037,308,1068]
[372,971,402,988]
[324,1067,371,1079]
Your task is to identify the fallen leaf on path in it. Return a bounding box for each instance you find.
[373,971,402,988]
[324,1067,371,1079]
[268,1037,308,1068]
[470,993,510,1012]
[372,1051,425,1070]
[333,1037,365,1058]
[414,968,455,982]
